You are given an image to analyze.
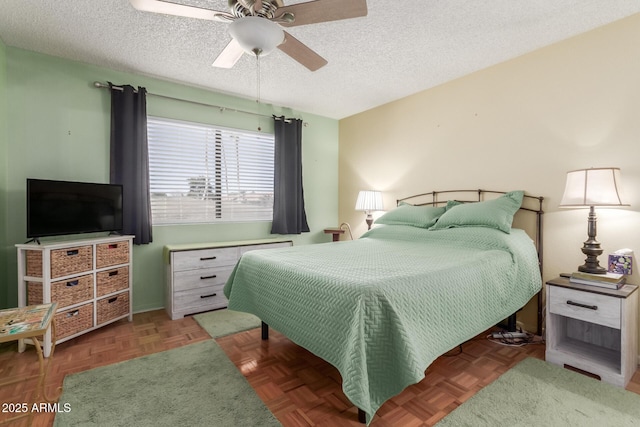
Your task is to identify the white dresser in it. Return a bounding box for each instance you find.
[164,239,292,320]
[16,235,134,357]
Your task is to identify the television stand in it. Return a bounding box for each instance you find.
[16,235,134,357]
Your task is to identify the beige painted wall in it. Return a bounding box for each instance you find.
[339,14,640,334]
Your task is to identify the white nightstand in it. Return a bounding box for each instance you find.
[545,276,638,387]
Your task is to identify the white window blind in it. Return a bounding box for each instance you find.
[147,116,274,225]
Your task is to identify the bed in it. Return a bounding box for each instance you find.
[223,189,544,424]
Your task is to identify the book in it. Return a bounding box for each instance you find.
[569,271,626,289]
[571,271,625,283]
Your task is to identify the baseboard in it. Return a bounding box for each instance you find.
[132,306,164,315]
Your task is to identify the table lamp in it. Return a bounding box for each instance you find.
[559,167,628,274]
[355,190,383,230]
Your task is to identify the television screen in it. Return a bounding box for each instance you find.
[27,179,124,238]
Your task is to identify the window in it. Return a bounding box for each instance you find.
[147,116,274,225]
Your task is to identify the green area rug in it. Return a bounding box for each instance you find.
[193,308,261,338]
[54,310,279,427]
[436,357,640,426]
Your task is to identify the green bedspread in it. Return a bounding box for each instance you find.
[223,225,541,423]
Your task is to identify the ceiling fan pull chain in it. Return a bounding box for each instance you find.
[257,52,261,105]
[256,53,262,132]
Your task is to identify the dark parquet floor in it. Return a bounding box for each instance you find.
[1,309,639,426]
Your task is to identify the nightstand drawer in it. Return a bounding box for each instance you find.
[549,285,621,329]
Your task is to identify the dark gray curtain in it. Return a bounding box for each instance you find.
[109,83,153,244]
[271,116,310,234]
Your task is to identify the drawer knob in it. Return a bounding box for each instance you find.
[108,271,119,277]
[200,275,217,280]
[200,293,217,299]
[108,297,118,303]
[108,244,118,249]
[200,256,217,261]
[66,249,79,256]
[66,280,79,287]
[67,310,79,318]
[567,300,598,311]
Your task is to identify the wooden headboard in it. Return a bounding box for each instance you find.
[397,189,545,334]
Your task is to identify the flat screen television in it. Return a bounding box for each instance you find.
[27,179,124,239]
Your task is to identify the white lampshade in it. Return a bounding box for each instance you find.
[228,16,284,56]
[559,167,628,207]
[355,190,384,212]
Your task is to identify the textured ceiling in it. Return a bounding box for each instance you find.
[1,1,639,119]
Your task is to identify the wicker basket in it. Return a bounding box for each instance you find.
[55,303,94,339]
[96,267,129,297]
[27,246,93,279]
[28,274,94,309]
[96,241,129,269]
[97,291,129,325]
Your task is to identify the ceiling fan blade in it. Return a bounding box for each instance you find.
[278,31,327,71]
[276,0,367,27]
[129,0,233,22]
[212,39,245,68]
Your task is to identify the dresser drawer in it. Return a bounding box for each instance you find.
[28,274,94,309]
[549,285,621,329]
[27,245,93,279]
[172,247,239,271]
[97,291,130,325]
[55,302,94,339]
[173,267,234,292]
[174,285,228,312]
[97,266,129,297]
[96,240,130,268]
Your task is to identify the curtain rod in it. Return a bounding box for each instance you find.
[93,81,305,124]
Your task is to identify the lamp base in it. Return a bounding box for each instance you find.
[578,240,606,274]
[365,215,373,230]
[576,205,607,275]
[578,264,607,275]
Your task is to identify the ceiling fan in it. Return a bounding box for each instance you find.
[129,0,368,71]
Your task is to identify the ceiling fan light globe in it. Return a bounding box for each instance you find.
[229,16,284,56]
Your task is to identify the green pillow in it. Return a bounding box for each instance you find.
[375,203,446,228]
[430,191,525,233]
[445,200,462,210]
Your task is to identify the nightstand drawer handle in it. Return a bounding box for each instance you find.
[567,300,598,310]
[200,275,217,280]
[200,256,217,261]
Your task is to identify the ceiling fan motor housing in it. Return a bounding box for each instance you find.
[229,0,283,19]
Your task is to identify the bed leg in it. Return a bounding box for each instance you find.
[507,313,517,332]
[261,321,269,340]
[358,408,366,424]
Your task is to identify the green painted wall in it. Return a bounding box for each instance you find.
[0,39,8,309]
[3,47,339,311]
